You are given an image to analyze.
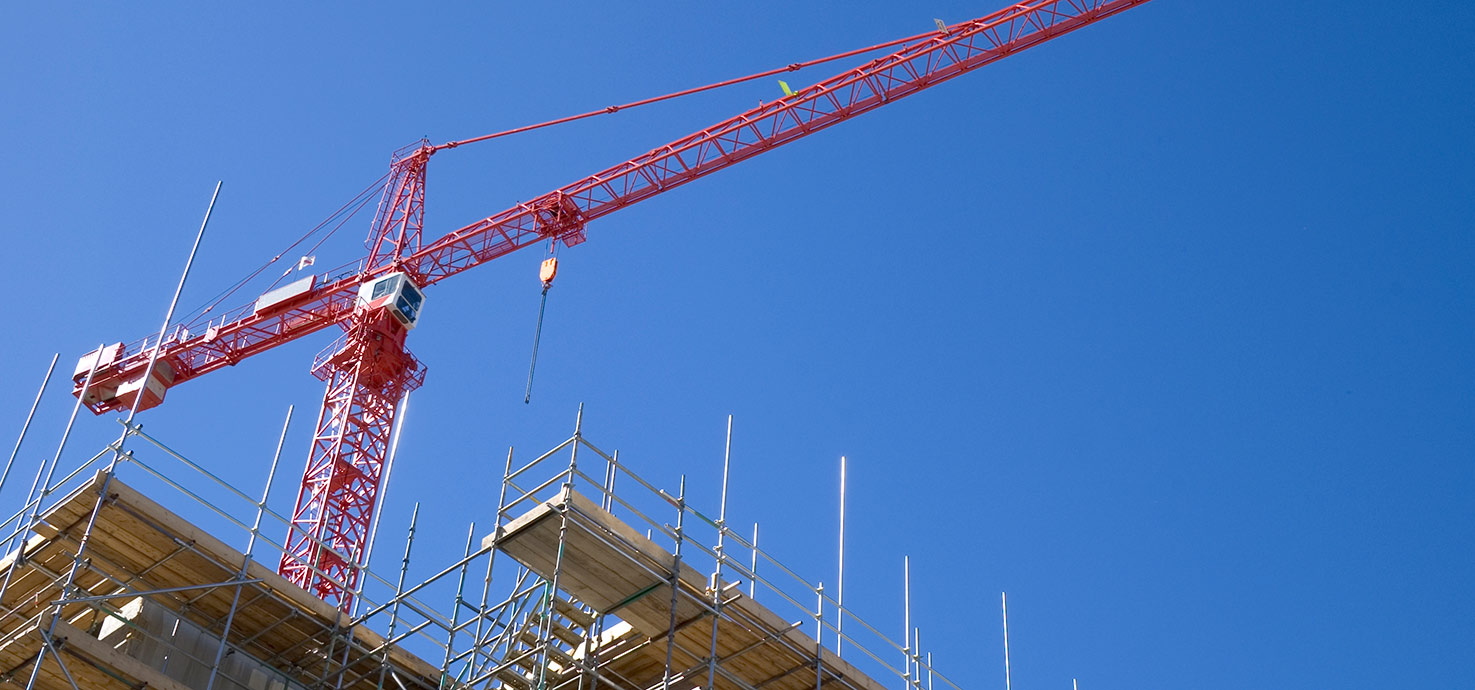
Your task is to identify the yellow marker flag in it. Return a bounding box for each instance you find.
[778,80,794,97]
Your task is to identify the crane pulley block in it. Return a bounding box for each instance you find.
[532,193,587,247]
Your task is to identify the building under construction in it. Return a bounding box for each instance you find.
[1,2,1157,689]
[0,413,952,690]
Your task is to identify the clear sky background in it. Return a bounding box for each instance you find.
[2,2,1472,688]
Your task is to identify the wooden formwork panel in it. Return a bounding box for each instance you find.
[0,618,198,690]
[0,471,444,690]
[491,488,889,690]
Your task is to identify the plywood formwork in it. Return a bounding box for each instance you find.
[487,488,890,690]
[0,471,443,690]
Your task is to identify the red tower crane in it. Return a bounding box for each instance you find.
[72,0,1152,609]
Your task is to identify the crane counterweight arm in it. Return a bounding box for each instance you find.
[74,0,1151,414]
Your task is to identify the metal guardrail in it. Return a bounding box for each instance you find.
[0,411,958,690]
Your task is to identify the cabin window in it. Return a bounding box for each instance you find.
[397,283,423,323]
[371,275,400,301]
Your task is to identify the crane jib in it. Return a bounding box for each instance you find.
[74,0,1150,414]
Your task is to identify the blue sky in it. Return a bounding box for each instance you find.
[2,2,1472,688]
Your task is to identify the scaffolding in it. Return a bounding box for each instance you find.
[0,409,962,690]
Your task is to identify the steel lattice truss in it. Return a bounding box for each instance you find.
[76,0,1149,398]
[73,0,1153,607]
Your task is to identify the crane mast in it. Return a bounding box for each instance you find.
[277,145,431,601]
[72,0,1153,609]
